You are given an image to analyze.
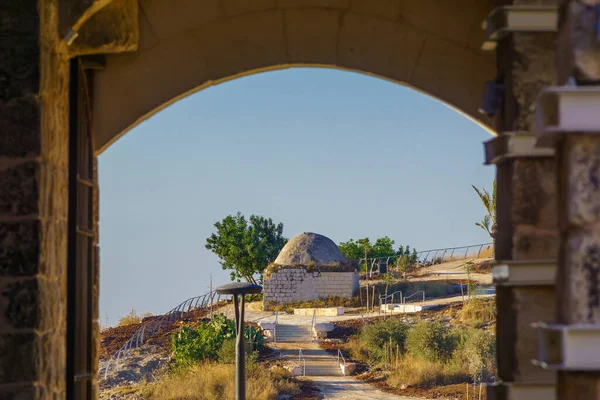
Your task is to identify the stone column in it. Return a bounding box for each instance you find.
[487,2,560,398]
[555,135,600,400]
[0,0,70,398]
[486,133,558,399]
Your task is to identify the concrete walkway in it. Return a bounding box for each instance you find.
[222,293,495,325]
[305,376,421,399]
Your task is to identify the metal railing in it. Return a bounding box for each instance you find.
[360,242,494,276]
[298,349,306,376]
[102,290,231,379]
[273,311,278,343]
[337,349,347,375]
[311,310,317,341]
[403,290,425,305]
[379,290,403,307]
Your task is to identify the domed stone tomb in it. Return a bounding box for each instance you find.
[263,232,359,309]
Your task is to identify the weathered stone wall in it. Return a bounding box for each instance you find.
[0,0,70,398]
[263,268,359,308]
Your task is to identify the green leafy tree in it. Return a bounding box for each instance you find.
[205,212,287,284]
[371,236,395,258]
[338,237,371,260]
[472,180,496,241]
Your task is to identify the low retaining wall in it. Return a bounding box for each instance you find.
[293,307,344,316]
[263,268,359,308]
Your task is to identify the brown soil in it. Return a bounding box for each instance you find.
[289,381,323,399]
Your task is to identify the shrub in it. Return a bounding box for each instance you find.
[171,313,264,367]
[350,319,409,365]
[405,321,455,362]
[118,309,152,326]
[463,329,495,382]
[217,339,236,363]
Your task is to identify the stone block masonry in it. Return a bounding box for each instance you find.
[263,269,359,308]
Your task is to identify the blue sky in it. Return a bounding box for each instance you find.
[98,68,494,327]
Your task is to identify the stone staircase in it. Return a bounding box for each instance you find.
[275,324,313,343]
[304,358,343,377]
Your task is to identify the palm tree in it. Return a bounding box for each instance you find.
[472,180,496,242]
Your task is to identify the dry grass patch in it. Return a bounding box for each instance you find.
[387,354,469,388]
[136,362,298,400]
[118,309,153,326]
[459,299,496,326]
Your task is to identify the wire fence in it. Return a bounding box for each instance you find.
[101,290,232,379]
[360,242,494,276]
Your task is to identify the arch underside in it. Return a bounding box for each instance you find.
[92,0,496,153]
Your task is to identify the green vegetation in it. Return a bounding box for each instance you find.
[205,212,287,283]
[118,311,299,399]
[338,237,417,270]
[349,318,496,386]
[472,180,496,241]
[405,321,455,362]
[117,309,152,326]
[171,314,264,367]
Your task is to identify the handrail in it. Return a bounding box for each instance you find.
[379,290,403,305]
[337,349,346,367]
[298,349,306,376]
[311,309,317,341]
[403,290,425,305]
[274,311,278,343]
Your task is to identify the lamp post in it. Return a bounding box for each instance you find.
[216,282,262,400]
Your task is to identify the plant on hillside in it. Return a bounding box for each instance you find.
[205,212,287,283]
[171,313,263,367]
[454,328,496,382]
[117,309,152,326]
[472,180,496,242]
[350,319,409,365]
[396,249,418,274]
[405,320,455,362]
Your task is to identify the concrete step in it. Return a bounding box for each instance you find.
[275,325,314,342]
[305,362,343,377]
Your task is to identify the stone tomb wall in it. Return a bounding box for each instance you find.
[263,268,359,307]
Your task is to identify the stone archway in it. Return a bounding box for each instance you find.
[5,1,569,399]
[90,0,496,152]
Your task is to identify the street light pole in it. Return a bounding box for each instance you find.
[216,282,262,400]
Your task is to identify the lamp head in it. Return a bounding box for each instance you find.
[216,282,262,296]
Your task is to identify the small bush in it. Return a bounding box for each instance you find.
[217,339,236,363]
[349,319,409,365]
[171,313,263,367]
[118,309,152,326]
[405,321,455,362]
[463,329,496,382]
